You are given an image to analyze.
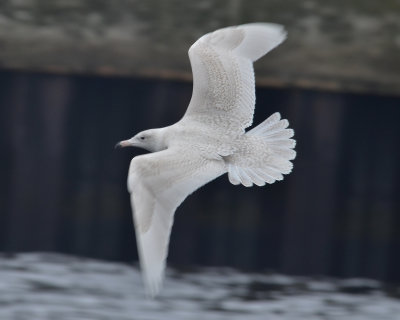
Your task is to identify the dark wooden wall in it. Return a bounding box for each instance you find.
[1,70,399,284]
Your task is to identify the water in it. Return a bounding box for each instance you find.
[0,253,399,320]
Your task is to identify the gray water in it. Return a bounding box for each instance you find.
[1,253,399,320]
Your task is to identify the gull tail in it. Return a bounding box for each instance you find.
[227,113,296,187]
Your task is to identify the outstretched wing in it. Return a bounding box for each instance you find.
[183,23,286,134]
[127,148,225,296]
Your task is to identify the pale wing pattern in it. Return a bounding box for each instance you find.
[127,148,225,296]
[184,23,286,133]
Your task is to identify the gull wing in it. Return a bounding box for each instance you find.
[127,148,225,297]
[183,23,286,134]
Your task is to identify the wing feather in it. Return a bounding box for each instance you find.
[183,23,286,133]
[128,148,225,296]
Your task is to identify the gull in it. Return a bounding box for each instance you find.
[116,23,296,297]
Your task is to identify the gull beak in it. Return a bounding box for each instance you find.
[115,139,135,149]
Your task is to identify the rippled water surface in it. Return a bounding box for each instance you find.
[1,253,399,320]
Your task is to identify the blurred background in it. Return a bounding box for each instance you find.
[1,0,400,319]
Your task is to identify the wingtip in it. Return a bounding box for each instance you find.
[239,22,287,39]
[140,262,165,298]
[235,22,287,61]
[144,275,163,298]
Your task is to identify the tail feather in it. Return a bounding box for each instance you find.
[227,112,296,187]
[236,167,253,187]
[228,165,241,185]
[245,169,266,187]
[253,169,276,184]
[267,139,296,148]
[268,157,293,175]
[249,117,289,136]
[264,128,294,140]
[274,148,296,160]
[247,112,281,135]
[258,167,284,181]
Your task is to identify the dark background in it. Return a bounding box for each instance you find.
[1,69,399,284]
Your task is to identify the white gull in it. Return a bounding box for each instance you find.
[116,23,296,297]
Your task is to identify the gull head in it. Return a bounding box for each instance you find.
[115,129,166,152]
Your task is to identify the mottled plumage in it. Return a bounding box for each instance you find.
[117,23,296,297]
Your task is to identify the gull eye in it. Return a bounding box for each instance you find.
[140,136,145,140]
